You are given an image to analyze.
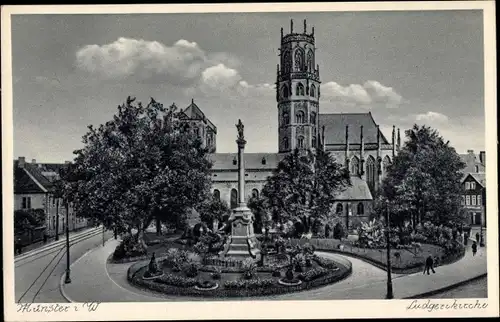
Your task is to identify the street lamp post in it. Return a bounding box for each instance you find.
[385,204,393,299]
[64,200,71,284]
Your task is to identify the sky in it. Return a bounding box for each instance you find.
[10,10,485,163]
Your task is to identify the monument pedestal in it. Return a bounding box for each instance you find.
[222,205,261,259]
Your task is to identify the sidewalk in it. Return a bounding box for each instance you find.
[61,240,487,302]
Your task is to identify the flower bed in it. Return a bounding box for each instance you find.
[127,255,352,298]
[290,238,464,274]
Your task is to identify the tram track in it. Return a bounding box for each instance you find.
[15,227,112,303]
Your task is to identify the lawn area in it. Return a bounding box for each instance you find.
[290,238,460,274]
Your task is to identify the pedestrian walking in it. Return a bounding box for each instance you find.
[475,232,480,243]
[423,254,436,275]
[472,241,477,256]
[43,233,48,244]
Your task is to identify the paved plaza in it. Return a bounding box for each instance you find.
[60,238,487,302]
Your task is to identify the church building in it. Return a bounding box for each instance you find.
[179,20,400,230]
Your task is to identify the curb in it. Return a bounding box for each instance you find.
[59,236,114,303]
[402,273,488,299]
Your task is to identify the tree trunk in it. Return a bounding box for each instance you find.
[156,217,161,236]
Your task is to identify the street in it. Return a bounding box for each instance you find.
[428,276,487,299]
[14,227,114,303]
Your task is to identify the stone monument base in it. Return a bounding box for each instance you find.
[221,205,261,260]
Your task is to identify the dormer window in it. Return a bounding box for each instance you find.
[232,158,237,165]
[261,157,266,165]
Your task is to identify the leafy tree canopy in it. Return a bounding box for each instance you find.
[67,97,213,235]
[261,147,350,231]
[377,124,466,228]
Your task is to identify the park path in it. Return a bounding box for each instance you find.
[61,239,487,302]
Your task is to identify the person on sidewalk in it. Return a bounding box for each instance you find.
[475,232,480,243]
[472,241,478,256]
[423,254,436,275]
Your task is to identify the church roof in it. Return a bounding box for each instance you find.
[180,100,217,133]
[335,176,373,201]
[319,112,390,145]
[209,153,282,171]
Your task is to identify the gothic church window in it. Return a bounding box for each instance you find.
[283,51,291,73]
[213,189,220,201]
[297,136,305,149]
[296,83,305,96]
[307,49,314,72]
[366,156,376,191]
[283,137,289,150]
[294,49,305,71]
[382,156,391,173]
[281,84,289,99]
[310,84,316,97]
[252,189,259,199]
[283,112,290,125]
[296,110,305,123]
[310,111,317,124]
[351,156,360,174]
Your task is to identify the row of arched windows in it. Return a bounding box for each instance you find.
[280,83,317,99]
[282,111,316,125]
[289,48,314,73]
[336,202,365,216]
[281,135,317,150]
[213,188,259,209]
[350,155,392,174]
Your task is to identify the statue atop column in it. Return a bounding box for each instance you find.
[236,119,245,142]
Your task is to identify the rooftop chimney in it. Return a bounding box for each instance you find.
[479,151,486,167]
[18,157,25,168]
[467,149,474,154]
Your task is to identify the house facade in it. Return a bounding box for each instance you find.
[14,157,90,239]
[461,173,486,227]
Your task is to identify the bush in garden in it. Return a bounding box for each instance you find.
[113,235,148,260]
[356,219,385,248]
[242,258,257,280]
[224,278,274,290]
[211,267,222,280]
[154,273,198,287]
[333,223,347,241]
[298,267,329,282]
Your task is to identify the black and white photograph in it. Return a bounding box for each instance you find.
[2,2,498,321]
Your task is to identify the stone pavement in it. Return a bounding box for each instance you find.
[61,239,487,302]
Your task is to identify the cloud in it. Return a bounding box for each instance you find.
[75,38,207,86]
[415,111,449,124]
[321,80,404,109]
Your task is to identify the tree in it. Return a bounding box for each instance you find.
[68,97,213,243]
[14,209,46,235]
[333,222,347,241]
[247,195,270,233]
[199,197,230,230]
[262,147,350,234]
[377,125,466,229]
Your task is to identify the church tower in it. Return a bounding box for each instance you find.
[276,19,321,153]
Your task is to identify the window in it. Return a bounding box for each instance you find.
[465,182,470,190]
[366,157,376,191]
[232,157,237,165]
[382,156,391,173]
[252,189,259,199]
[297,136,304,149]
[296,83,305,96]
[296,111,305,123]
[310,111,317,124]
[261,157,266,165]
[22,197,31,209]
[466,195,470,205]
[312,136,317,148]
[472,195,477,206]
[281,85,289,99]
[213,189,220,201]
[470,182,476,190]
[282,112,289,125]
[357,203,364,215]
[477,195,482,206]
[351,157,360,174]
[294,49,305,71]
[475,165,479,172]
[230,189,238,209]
[307,49,314,72]
[310,84,316,97]
[461,196,465,205]
[283,137,289,150]
[336,203,343,214]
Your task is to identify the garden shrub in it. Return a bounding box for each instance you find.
[154,273,198,287]
[224,278,275,290]
[298,267,329,282]
[312,255,338,269]
[113,235,148,260]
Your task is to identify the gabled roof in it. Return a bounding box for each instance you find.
[180,100,217,133]
[14,161,66,194]
[461,172,486,188]
[319,112,390,145]
[209,153,282,171]
[335,176,373,201]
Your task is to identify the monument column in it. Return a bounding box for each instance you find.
[220,119,261,260]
